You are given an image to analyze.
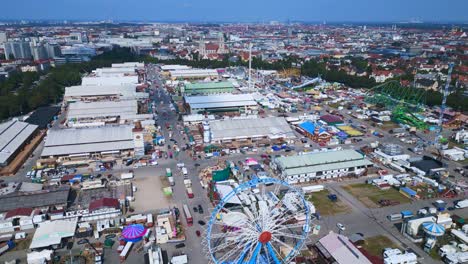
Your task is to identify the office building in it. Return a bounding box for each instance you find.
[0,32,7,44]
[32,45,48,61]
[45,43,61,58]
[4,41,32,60]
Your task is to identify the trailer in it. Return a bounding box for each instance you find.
[146,214,154,227]
[455,199,468,209]
[119,242,133,261]
[302,185,324,193]
[445,251,468,264]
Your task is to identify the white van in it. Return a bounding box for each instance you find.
[121,172,134,180]
[387,213,402,221]
[182,167,188,176]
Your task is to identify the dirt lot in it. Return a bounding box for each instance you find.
[306,189,351,216]
[131,168,172,212]
[343,183,411,208]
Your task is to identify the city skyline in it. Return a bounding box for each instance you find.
[3,0,468,23]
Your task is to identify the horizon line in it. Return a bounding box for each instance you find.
[1,19,468,25]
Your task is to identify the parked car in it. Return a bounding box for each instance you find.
[337,223,346,231]
[77,239,88,245]
[175,243,185,249]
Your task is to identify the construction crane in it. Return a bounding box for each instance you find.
[434,62,454,147]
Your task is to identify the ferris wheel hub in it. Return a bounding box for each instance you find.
[258,231,272,244]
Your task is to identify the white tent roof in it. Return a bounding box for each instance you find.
[215,184,242,204]
[0,120,38,165]
[41,126,134,156]
[209,117,295,141]
[30,219,77,249]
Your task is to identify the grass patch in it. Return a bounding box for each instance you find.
[306,189,351,216]
[11,237,32,251]
[362,235,399,257]
[427,247,442,261]
[343,183,411,208]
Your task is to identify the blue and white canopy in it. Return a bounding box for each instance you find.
[422,222,445,236]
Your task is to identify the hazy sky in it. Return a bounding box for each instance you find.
[3,0,468,22]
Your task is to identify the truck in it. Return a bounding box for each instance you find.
[455,199,468,209]
[434,200,447,211]
[186,187,194,199]
[121,172,134,180]
[401,210,413,219]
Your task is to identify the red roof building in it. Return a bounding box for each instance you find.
[5,207,33,219]
[89,198,120,212]
[320,114,344,125]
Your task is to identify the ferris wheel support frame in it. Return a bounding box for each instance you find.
[205,177,311,264]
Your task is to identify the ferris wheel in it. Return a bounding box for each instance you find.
[204,177,312,264]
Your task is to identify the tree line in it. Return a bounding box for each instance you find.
[0,47,139,121]
[0,47,465,121]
